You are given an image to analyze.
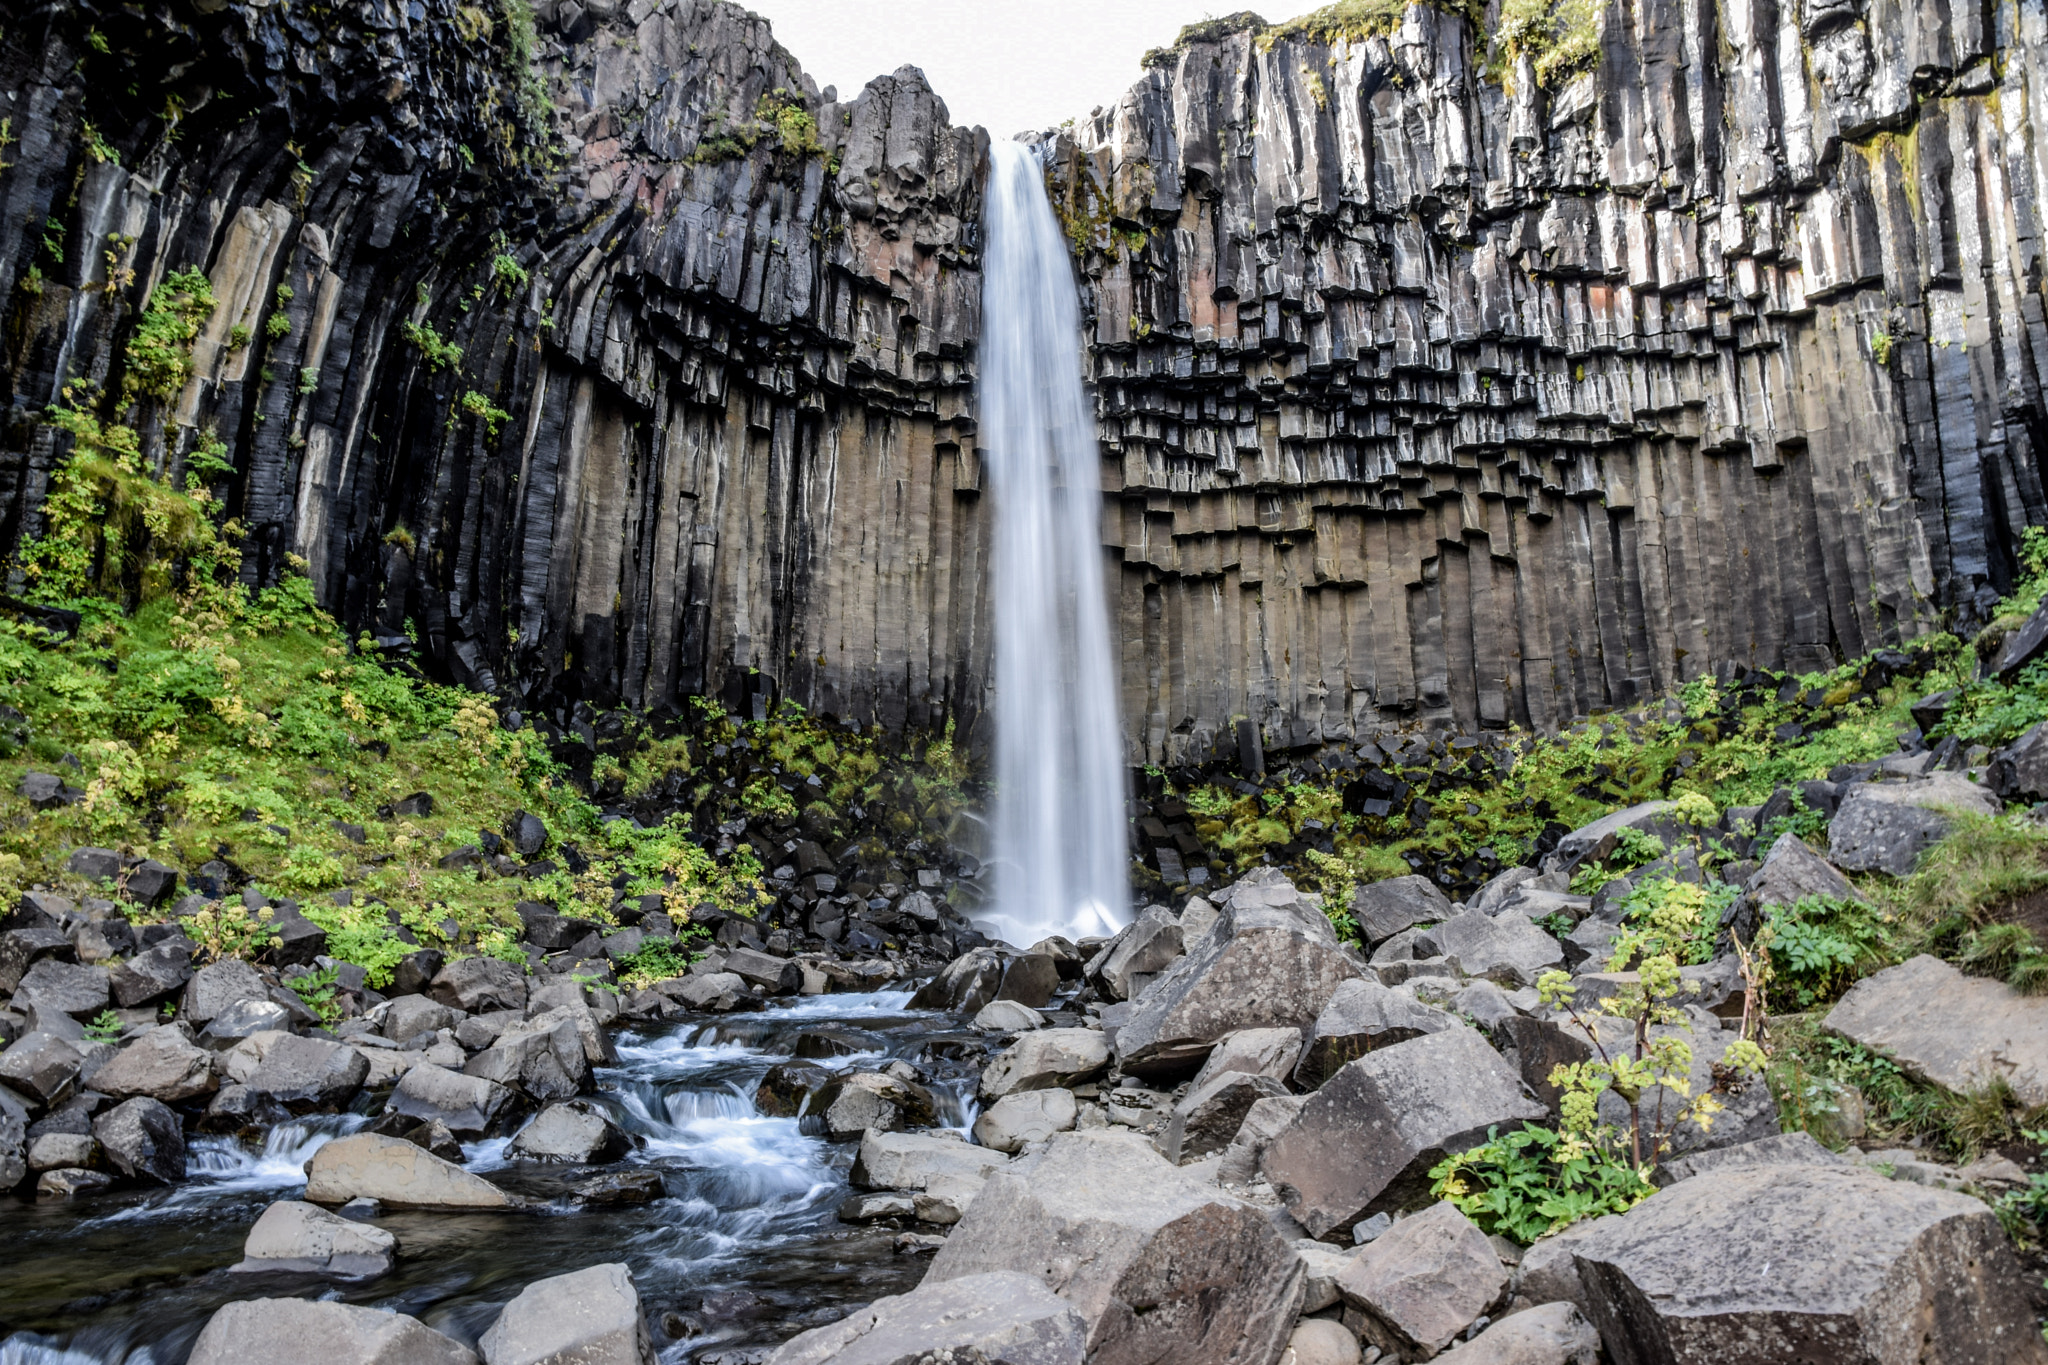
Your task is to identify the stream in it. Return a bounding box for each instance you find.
[0,991,986,1364]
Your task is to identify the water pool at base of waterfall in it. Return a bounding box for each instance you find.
[0,991,985,1365]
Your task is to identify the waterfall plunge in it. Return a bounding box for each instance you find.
[977,139,1131,950]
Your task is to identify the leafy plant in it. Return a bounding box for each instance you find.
[83,1008,124,1045]
[458,389,512,439]
[185,902,282,962]
[1763,894,1894,1007]
[1431,1122,1655,1244]
[124,268,217,404]
[287,966,343,1024]
[401,320,463,371]
[614,935,702,990]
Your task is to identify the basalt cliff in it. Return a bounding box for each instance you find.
[0,0,2041,761]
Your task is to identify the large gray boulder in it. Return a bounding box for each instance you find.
[388,1062,516,1135]
[91,1025,218,1104]
[1294,977,1461,1088]
[478,1262,654,1365]
[816,1071,937,1140]
[510,1101,632,1163]
[850,1129,1010,1191]
[1828,775,2001,876]
[1529,1163,2048,1364]
[1087,905,1184,1001]
[1551,802,1678,871]
[1351,874,1455,945]
[666,971,757,1012]
[723,947,801,995]
[187,1298,477,1365]
[908,947,1005,1012]
[109,941,195,1007]
[304,1132,512,1208]
[766,1270,1087,1365]
[245,1034,370,1111]
[1262,1027,1543,1237]
[1334,1201,1507,1359]
[383,996,458,1045]
[94,1096,186,1183]
[1162,1069,1287,1164]
[430,956,529,1013]
[182,959,270,1024]
[13,958,112,1017]
[1824,954,2048,1106]
[0,1030,88,1101]
[1416,911,1565,988]
[926,1130,1304,1365]
[1719,833,1864,946]
[979,1028,1110,1100]
[1111,869,1362,1079]
[1187,1026,1302,1090]
[1989,720,2048,801]
[231,1199,397,1277]
[973,1088,1079,1154]
[465,1014,589,1105]
[1433,1303,1601,1365]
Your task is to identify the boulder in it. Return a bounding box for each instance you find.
[384,996,458,1045]
[1216,1094,1305,1187]
[1334,1201,1507,1358]
[850,1129,1010,1191]
[765,1270,1086,1365]
[1652,1131,1850,1188]
[668,971,758,1012]
[188,1298,477,1365]
[431,956,529,1012]
[1823,954,2048,1106]
[232,1199,398,1277]
[510,1101,632,1163]
[478,1262,654,1365]
[1112,868,1362,1079]
[94,1097,186,1182]
[466,1013,590,1104]
[1491,1016,1596,1112]
[1416,911,1565,988]
[1163,1069,1288,1163]
[1549,802,1678,872]
[1351,874,1455,945]
[389,1062,516,1135]
[91,1025,218,1103]
[109,941,195,1007]
[182,958,271,1024]
[1538,1164,2047,1364]
[1828,775,2001,876]
[723,947,800,995]
[37,1167,113,1199]
[304,1132,513,1208]
[29,1132,98,1171]
[1263,1028,1544,1237]
[1291,1240,1358,1313]
[972,999,1046,1031]
[1087,906,1184,1001]
[1989,720,2048,801]
[1994,596,2048,677]
[246,1034,371,1111]
[1294,978,1461,1088]
[755,1061,834,1117]
[979,1028,1110,1100]
[13,958,111,1017]
[925,1130,1304,1365]
[1719,833,1864,946]
[201,998,295,1042]
[994,952,1061,1008]
[817,1071,937,1140]
[973,1088,1079,1154]
[1433,1303,1601,1365]
[908,947,1004,1012]
[1187,1026,1303,1090]
[0,1030,87,1101]
[0,924,74,993]
[1281,1319,1362,1365]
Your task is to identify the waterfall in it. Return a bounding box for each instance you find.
[977,139,1131,950]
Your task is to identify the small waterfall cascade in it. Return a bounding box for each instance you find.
[977,139,1131,949]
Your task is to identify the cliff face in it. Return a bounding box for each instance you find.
[0,0,2041,760]
[1043,0,2046,762]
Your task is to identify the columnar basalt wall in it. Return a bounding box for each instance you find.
[0,0,987,735]
[1042,2,2048,762]
[0,0,2042,760]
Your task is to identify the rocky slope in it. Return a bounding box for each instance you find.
[1,0,2044,760]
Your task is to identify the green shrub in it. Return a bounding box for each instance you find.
[1430,1122,1654,1244]
[1763,894,1897,1008]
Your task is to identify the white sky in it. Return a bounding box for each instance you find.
[740,0,1261,140]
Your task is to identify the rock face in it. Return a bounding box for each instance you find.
[1824,954,2048,1106]
[1262,1028,1544,1237]
[3,0,2046,746]
[1538,1164,2048,1365]
[187,1298,477,1365]
[926,1131,1304,1365]
[1112,870,1360,1078]
[766,1271,1087,1365]
[478,1263,655,1365]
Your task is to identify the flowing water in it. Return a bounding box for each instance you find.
[0,992,988,1364]
[978,138,1132,950]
